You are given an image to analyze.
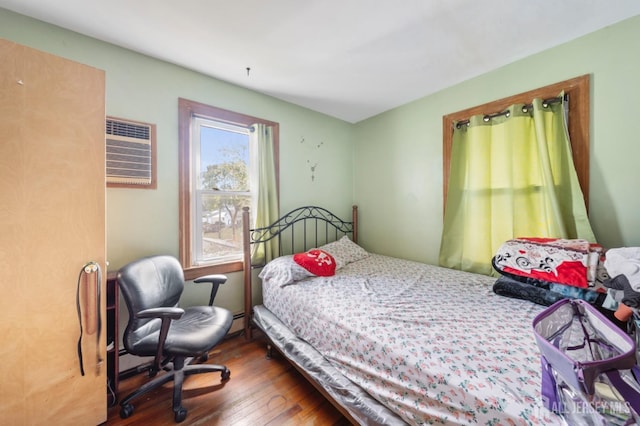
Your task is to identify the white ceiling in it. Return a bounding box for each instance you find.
[2,0,640,123]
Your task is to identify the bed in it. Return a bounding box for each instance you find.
[241,206,564,425]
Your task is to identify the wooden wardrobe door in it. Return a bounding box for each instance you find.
[0,38,106,425]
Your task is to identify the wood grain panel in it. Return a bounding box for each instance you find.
[0,37,28,424]
[0,38,106,425]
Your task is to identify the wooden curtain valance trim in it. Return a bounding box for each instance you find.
[454,95,565,129]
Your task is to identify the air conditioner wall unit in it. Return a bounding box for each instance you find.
[106,117,156,188]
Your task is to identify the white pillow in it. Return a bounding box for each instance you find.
[258,255,313,287]
[319,235,369,269]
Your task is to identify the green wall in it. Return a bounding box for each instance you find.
[0,8,354,314]
[354,15,640,264]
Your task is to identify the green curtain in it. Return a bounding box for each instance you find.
[250,123,279,264]
[439,96,596,276]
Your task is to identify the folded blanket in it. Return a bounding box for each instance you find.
[493,276,565,306]
[493,276,608,307]
[492,237,605,289]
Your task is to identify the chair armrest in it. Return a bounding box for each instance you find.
[136,307,185,372]
[194,274,227,285]
[138,307,184,320]
[194,274,227,306]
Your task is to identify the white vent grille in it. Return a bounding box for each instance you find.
[106,118,154,186]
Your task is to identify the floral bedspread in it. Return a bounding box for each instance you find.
[262,254,564,425]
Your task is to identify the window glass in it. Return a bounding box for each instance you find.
[192,118,250,265]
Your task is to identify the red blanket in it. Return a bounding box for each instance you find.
[493,237,603,288]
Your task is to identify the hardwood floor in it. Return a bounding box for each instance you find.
[105,332,353,425]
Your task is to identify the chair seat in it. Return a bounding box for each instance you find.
[133,306,233,357]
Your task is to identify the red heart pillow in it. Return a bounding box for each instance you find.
[293,249,336,277]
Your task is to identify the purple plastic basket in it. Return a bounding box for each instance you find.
[533,299,636,405]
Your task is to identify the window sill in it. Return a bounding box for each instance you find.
[183,260,243,281]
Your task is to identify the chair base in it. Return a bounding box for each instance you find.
[119,357,230,423]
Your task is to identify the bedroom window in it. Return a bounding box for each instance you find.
[178,99,279,279]
[440,75,592,275]
[442,75,590,210]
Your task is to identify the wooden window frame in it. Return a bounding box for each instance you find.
[178,98,279,280]
[442,74,590,211]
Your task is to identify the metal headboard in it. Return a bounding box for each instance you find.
[241,205,358,339]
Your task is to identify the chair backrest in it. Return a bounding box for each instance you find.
[117,255,185,355]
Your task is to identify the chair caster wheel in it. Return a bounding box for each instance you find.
[221,368,231,381]
[120,403,134,419]
[175,407,187,423]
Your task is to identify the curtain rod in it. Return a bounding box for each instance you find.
[455,94,566,129]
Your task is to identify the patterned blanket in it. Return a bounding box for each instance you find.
[492,237,606,289]
[261,254,564,425]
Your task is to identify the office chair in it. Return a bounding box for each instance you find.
[116,255,233,423]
